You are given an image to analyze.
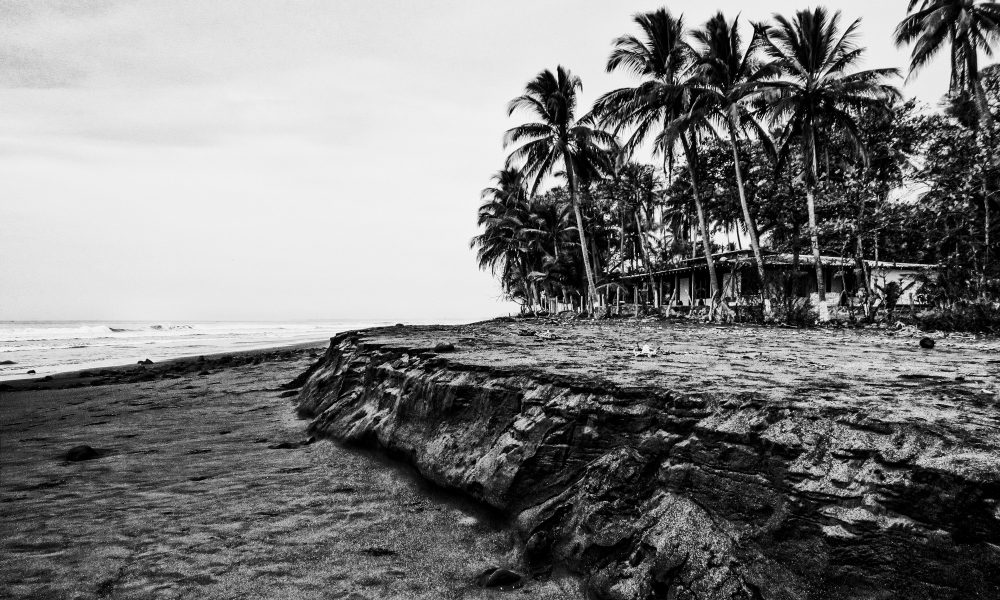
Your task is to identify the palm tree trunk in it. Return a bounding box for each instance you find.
[520,263,534,314]
[968,54,996,131]
[726,111,769,311]
[635,210,657,294]
[806,186,827,300]
[564,154,598,311]
[589,235,603,284]
[681,134,723,317]
[854,195,874,316]
[805,128,828,319]
[984,178,991,280]
[619,206,626,272]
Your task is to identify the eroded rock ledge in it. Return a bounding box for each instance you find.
[296,321,1000,599]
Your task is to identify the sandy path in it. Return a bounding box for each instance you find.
[0,347,580,599]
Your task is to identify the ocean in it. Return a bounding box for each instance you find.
[0,320,438,381]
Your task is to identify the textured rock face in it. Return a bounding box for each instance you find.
[296,322,1000,599]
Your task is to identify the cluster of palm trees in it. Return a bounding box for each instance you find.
[473,2,1000,320]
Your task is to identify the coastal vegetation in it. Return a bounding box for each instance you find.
[472,2,1000,330]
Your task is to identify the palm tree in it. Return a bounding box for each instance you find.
[895,0,1000,130]
[691,12,777,308]
[594,8,728,317]
[759,8,900,317]
[505,66,615,311]
[614,161,661,297]
[472,168,536,310]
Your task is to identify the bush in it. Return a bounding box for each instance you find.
[911,302,1000,333]
[772,297,817,326]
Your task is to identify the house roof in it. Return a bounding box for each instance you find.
[618,249,936,280]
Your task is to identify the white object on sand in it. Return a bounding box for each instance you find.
[632,344,660,358]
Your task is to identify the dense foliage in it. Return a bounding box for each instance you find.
[472,3,1000,328]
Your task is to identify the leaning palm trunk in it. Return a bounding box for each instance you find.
[725,110,770,313]
[564,156,599,312]
[681,135,726,320]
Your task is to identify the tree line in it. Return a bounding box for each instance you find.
[472,2,1000,325]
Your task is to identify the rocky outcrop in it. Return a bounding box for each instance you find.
[296,322,1000,599]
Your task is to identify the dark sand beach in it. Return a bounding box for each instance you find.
[4,320,1000,599]
[0,342,580,599]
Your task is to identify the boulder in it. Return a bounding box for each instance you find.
[919,337,936,349]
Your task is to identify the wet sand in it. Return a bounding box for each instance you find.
[0,344,581,599]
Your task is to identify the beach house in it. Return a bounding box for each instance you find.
[618,248,937,309]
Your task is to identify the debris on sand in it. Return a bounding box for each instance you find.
[920,337,936,349]
[632,344,660,357]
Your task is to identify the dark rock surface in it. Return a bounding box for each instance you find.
[475,566,525,590]
[297,321,1000,600]
[64,445,101,462]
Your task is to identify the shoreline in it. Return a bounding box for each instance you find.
[0,339,332,392]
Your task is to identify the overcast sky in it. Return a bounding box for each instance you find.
[0,1,985,321]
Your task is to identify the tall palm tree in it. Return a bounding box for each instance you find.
[895,0,1000,130]
[759,8,900,317]
[691,12,777,306]
[505,66,615,310]
[593,8,727,316]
